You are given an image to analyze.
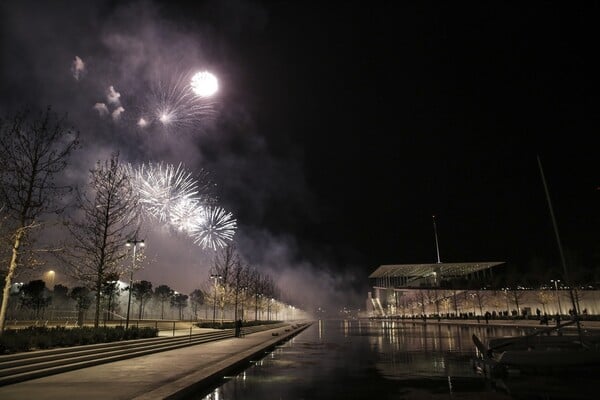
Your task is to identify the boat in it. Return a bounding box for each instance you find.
[471,157,600,377]
[472,320,600,376]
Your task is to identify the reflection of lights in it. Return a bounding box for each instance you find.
[318,319,323,340]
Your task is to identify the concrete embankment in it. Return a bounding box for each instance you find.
[0,322,311,400]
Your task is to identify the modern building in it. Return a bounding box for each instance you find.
[367,262,504,317]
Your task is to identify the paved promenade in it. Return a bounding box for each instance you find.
[0,323,309,400]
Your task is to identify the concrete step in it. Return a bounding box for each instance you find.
[0,330,234,386]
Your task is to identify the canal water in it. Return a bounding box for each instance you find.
[195,320,596,400]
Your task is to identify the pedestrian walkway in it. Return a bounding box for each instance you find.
[0,323,310,400]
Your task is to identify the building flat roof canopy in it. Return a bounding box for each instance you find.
[369,262,504,279]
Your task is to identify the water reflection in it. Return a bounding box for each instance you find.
[196,320,596,400]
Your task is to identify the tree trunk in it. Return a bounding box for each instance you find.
[94,272,102,328]
[0,228,24,334]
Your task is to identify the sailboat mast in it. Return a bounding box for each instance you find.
[536,155,582,336]
[432,215,441,263]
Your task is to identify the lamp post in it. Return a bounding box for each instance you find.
[210,273,221,324]
[125,238,144,329]
[551,279,562,315]
[45,270,56,288]
[268,298,274,320]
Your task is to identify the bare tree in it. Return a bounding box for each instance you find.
[231,260,249,321]
[0,107,78,333]
[537,290,553,315]
[247,267,263,321]
[60,154,139,327]
[425,289,441,316]
[473,290,489,316]
[503,288,526,316]
[415,290,427,316]
[212,245,239,321]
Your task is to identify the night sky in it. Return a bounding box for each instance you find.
[1,1,598,309]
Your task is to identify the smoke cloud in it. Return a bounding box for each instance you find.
[106,85,121,105]
[93,102,109,117]
[111,106,125,120]
[71,56,85,81]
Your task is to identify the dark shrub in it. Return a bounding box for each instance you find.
[0,325,158,354]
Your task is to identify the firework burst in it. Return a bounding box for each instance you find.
[145,71,217,132]
[191,206,237,250]
[169,198,204,233]
[126,162,235,250]
[190,71,218,97]
[128,162,200,223]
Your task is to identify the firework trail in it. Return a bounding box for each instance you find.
[191,206,237,251]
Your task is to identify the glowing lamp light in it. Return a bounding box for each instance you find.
[191,71,218,97]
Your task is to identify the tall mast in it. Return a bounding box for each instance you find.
[432,215,441,263]
[537,155,582,337]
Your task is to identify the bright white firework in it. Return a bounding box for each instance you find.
[126,162,234,250]
[190,71,218,97]
[191,206,237,250]
[149,71,217,132]
[129,162,199,223]
[169,198,205,233]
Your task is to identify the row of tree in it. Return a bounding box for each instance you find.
[0,108,289,333]
[387,287,592,318]
[8,254,283,324]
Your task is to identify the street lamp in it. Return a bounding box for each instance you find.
[44,270,55,288]
[125,238,145,329]
[268,298,274,321]
[551,279,562,315]
[210,273,222,324]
